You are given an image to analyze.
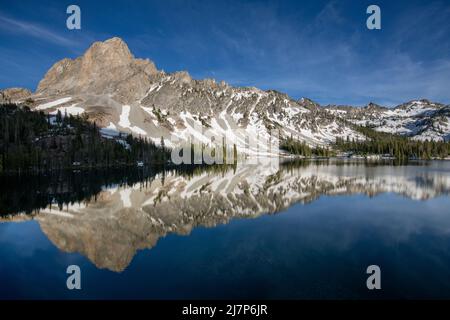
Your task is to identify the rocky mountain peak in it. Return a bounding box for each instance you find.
[172,71,193,84]
[82,37,133,68]
[298,97,320,110]
[395,99,440,110]
[36,37,159,103]
[365,102,385,111]
[0,88,32,103]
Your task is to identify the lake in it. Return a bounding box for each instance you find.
[1,159,450,299]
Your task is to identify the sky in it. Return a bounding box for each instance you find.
[0,0,449,106]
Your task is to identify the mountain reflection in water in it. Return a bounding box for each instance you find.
[1,160,450,272]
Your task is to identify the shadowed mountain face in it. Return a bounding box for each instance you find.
[2,160,450,272]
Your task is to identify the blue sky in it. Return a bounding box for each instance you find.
[0,0,449,106]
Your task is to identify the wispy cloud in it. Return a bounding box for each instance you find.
[183,1,450,106]
[0,12,74,47]
[0,1,449,106]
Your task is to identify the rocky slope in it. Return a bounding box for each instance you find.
[0,87,32,104]
[1,37,449,152]
[36,37,158,104]
[1,37,365,153]
[325,100,450,142]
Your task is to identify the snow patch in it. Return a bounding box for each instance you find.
[120,189,132,208]
[50,104,84,116]
[119,105,147,136]
[100,122,120,137]
[36,97,72,110]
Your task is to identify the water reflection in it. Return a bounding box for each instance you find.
[1,160,450,272]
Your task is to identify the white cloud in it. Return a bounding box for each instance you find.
[0,12,74,47]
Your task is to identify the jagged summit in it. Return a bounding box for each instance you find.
[298,97,320,110]
[0,87,32,103]
[365,102,386,111]
[85,37,134,63]
[36,37,159,103]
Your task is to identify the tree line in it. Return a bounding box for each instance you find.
[335,126,450,159]
[0,103,170,174]
[280,136,334,157]
[281,126,450,160]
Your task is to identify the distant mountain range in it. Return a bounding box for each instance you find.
[325,100,450,142]
[1,37,449,154]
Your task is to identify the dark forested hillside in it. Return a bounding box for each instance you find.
[0,103,170,174]
[280,136,334,157]
[335,126,450,159]
[281,125,450,159]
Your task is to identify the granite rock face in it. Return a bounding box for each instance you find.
[36,37,158,104]
[0,87,32,103]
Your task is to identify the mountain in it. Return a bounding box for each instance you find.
[1,37,449,153]
[36,37,158,104]
[325,99,450,142]
[0,88,32,104]
[0,37,365,153]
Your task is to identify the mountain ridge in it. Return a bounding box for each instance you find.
[1,37,449,150]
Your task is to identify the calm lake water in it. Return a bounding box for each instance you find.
[1,159,450,299]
